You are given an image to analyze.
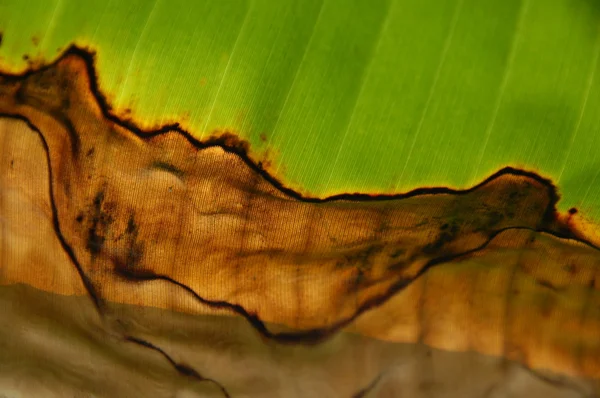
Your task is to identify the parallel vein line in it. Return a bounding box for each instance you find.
[202,1,252,135]
[395,0,464,189]
[556,23,600,183]
[116,0,161,108]
[473,0,528,179]
[324,0,396,192]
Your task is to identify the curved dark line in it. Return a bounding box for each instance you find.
[538,227,600,252]
[351,372,384,398]
[124,335,231,398]
[0,46,562,206]
[116,265,316,344]
[2,112,104,313]
[115,224,583,346]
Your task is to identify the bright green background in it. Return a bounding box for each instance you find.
[1,0,599,220]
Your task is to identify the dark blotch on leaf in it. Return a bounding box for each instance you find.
[151,161,185,179]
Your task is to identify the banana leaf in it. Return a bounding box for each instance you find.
[0,0,599,396]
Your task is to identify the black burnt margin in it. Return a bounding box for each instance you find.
[7,45,598,253]
[5,45,597,246]
[0,46,565,203]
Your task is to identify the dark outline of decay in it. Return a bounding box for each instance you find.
[1,45,599,397]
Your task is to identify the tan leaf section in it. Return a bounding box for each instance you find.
[0,47,599,396]
[0,283,597,397]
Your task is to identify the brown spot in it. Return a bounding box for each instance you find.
[86,189,112,257]
[151,161,185,179]
[562,263,578,275]
[535,279,560,292]
[31,36,40,46]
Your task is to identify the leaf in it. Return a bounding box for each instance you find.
[1,0,600,396]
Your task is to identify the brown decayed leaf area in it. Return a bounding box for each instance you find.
[0,47,599,396]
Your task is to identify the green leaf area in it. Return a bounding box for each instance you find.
[1,0,599,221]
